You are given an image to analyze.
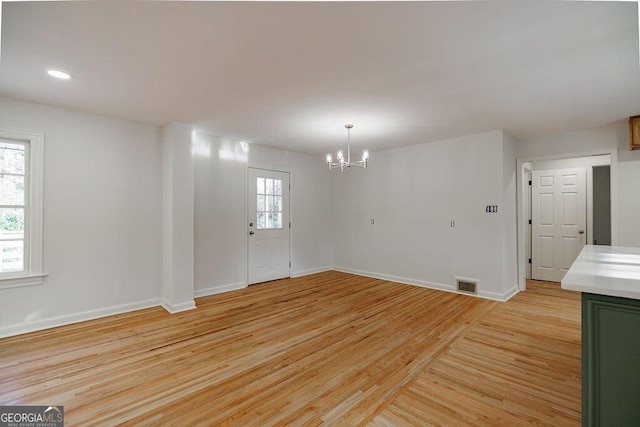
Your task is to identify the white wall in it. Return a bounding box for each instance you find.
[530,155,610,171]
[618,160,640,246]
[617,141,640,246]
[161,122,196,312]
[194,134,246,295]
[516,123,624,158]
[194,134,333,296]
[332,130,518,300]
[502,133,518,296]
[0,96,162,336]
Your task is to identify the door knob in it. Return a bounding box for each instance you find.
[249,231,255,235]
[579,230,584,234]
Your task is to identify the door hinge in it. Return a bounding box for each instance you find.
[289,261,291,268]
[528,219,532,225]
[528,258,532,264]
[289,183,291,190]
[528,180,532,186]
[289,222,291,229]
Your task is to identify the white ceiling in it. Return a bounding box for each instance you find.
[0,1,639,157]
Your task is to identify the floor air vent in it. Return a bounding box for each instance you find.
[456,277,478,294]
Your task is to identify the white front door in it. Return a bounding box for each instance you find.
[532,168,586,282]
[247,168,290,285]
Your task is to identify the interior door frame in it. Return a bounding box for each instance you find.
[516,149,618,291]
[244,164,293,286]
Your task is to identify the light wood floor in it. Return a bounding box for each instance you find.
[0,271,581,426]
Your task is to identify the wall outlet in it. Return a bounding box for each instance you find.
[450,220,455,227]
[371,219,375,225]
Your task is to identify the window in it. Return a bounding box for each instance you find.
[0,128,44,288]
[256,177,283,229]
[0,140,27,273]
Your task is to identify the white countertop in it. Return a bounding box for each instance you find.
[561,245,640,300]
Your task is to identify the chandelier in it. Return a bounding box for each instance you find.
[326,124,369,171]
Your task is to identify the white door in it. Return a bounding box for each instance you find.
[532,168,586,282]
[247,168,290,285]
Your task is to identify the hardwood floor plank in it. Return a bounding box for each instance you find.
[374,279,581,426]
[0,272,580,425]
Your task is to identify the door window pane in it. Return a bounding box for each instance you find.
[256,176,284,229]
[265,195,273,213]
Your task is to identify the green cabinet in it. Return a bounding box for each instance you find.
[582,292,640,426]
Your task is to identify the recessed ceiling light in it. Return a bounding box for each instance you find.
[47,70,71,80]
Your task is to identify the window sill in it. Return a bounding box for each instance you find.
[0,273,48,289]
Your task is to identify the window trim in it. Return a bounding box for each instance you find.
[0,127,45,288]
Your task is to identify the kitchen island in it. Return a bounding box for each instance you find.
[562,245,640,427]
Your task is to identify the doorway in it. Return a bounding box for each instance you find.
[247,167,291,285]
[592,165,611,246]
[518,152,616,288]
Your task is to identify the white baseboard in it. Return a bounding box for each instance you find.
[0,298,162,339]
[194,282,246,298]
[498,285,520,302]
[291,266,332,278]
[333,266,519,302]
[333,266,456,293]
[471,282,519,302]
[160,298,196,314]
